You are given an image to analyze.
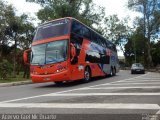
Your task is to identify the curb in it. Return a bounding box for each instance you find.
[146,70,160,73]
[0,80,32,87]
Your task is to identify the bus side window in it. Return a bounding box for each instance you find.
[71,20,83,36]
[83,27,91,40]
[109,43,115,52]
[97,36,103,46]
[113,44,117,52]
[91,32,99,44]
[100,37,107,48]
[108,42,113,51]
[105,40,109,48]
[70,33,83,64]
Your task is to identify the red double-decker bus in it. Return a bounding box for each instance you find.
[23,17,119,84]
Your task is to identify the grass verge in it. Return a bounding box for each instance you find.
[0,72,30,83]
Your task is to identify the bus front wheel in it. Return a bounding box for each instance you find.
[83,67,91,82]
[54,81,63,85]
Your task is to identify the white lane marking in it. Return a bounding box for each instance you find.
[150,109,160,120]
[0,103,159,110]
[109,82,160,85]
[156,110,160,114]
[85,73,150,88]
[81,86,160,90]
[0,73,149,103]
[116,80,160,82]
[133,78,160,80]
[45,93,160,96]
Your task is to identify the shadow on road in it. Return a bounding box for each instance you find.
[35,75,116,88]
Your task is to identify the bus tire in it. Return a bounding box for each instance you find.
[113,68,116,76]
[83,67,91,82]
[110,67,113,77]
[54,81,63,85]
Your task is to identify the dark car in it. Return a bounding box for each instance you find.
[131,63,145,74]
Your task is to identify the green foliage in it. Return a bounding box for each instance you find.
[0,0,15,58]
[0,59,13,79]
[26,0,105,27]
[103,15,131,55]
[0,1,35,51]
[0,0,35,78]
[151,41,160,66]
[125,29,146,66]
[127,0,160,67]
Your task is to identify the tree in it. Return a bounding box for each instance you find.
[18,15,35,50]
[5,15,24,77]
[151,41,160,66]
[128,0,160,67]
[0,0,35,78]
[26,0,105,27]
[0,59,13,79]
[0,0,15,59]
[125,27,147,66]
[103,15,132,56]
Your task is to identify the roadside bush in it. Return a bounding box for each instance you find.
[0,59,13,79]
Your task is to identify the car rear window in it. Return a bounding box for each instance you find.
[132,63,143,67]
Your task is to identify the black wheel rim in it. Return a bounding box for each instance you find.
[85,68,90,81]
[110,69,113,76]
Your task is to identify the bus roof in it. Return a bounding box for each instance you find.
[39,17,115,46]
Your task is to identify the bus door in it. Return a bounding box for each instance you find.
[70,33,84,80]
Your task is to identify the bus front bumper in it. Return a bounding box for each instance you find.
[31,70,70,83]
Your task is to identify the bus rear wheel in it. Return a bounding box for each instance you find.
[83,67,91,82]
[113,68,116,76]
[110,67,116,76]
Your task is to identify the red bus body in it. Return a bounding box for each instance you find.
[24,17,119,83]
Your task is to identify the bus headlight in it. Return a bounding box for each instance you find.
[32,71,39,75]
[54,67,67,73]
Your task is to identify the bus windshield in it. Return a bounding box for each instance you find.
[33,19,70,41]
[31,40,68,65]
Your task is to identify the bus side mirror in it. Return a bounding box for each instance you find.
[70,43,76,61]
[23,49,31,65]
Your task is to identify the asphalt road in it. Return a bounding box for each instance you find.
[0,70,160,120]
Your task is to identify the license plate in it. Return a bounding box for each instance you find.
[44,78,50,81]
